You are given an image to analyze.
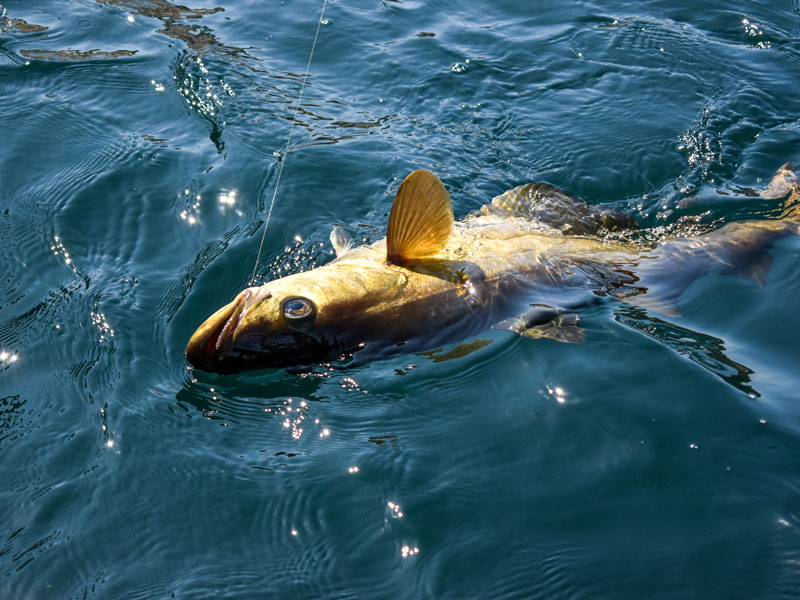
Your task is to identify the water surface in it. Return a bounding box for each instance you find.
[2,0,800,597]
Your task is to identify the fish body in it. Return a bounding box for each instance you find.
[186,165,799,373]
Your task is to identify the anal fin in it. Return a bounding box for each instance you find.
[737,247,773,286]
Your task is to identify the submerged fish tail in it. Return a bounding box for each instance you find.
[624,162,800,315]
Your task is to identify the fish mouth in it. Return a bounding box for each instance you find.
[185,287,267,372]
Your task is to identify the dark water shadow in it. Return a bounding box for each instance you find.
[174,366,333,424]
[614,304,759,397]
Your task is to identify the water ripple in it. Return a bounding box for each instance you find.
[2,0,800,597]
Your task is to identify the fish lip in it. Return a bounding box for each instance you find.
[185,287,265,372]
[213,294,246,353]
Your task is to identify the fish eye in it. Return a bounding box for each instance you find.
[282,297,316,329]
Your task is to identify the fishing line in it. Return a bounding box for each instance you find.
[250,0,329,286]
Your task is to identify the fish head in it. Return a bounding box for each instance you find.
[186,169,456,373]
[185,260,409,373]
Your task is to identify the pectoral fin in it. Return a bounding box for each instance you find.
[736,247,773,286]
[494,305,585,343]
[330,226,354,257]
[519,314,585,343]
[386,170,454,265]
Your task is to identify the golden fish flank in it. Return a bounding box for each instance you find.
[186,166,800,373]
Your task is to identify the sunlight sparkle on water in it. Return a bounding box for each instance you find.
[275,398,316,440]
[218,190,236,207]
[401,545,420,558]
[388,501,404,518]
[179,189,201,225]
[90,310,115,342]
[0,350,19,364]
[180,211,198,225]
[51,234,81,274]
[548,386,567,404]
[742,18,764,38]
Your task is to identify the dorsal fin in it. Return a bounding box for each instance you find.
[386,170,453,265]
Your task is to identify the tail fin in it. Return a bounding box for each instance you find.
[762,162,800,221]
[629,162,800,309]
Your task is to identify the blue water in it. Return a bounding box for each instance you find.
[2,0,800,597]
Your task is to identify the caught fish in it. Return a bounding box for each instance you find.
[186,164,799,373]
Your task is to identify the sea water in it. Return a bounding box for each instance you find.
[2,0,800,597]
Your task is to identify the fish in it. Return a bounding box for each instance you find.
[185,163,800,374]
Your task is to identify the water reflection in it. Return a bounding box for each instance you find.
[0,13,48,34]
[19,49,137,61]
[614,304,759,397]
[172,50,235,152]
[414,338,493,363]
[96,0,226,52]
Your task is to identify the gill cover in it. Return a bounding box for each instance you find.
[386,169,454,265]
